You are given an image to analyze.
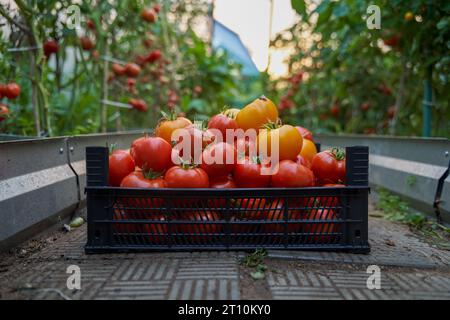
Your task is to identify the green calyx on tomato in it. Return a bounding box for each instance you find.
[260,119,282,130]
[249,155,263,165]
[330,147,345,161]
[108,142,118,155]
[160,110,179,121]
[141,168,164,180]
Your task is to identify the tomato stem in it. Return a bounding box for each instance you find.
[331,147,346,161]
[108,142,117,155]
[261,121,279,130]
[160,110,177,121]
[142,169,163,180]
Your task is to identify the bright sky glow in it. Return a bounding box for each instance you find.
[214,0,297,77]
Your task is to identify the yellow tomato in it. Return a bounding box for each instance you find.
[236,96,279,130]
[257,124,303,161]
[300,139,317,163]
[155,115,192,144]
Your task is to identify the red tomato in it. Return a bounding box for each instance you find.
[144,216,168,244]
[4,83,21,99]
[295,126,314,141]
[112,63,126,76]
[319,184,345,207]
[124,63,141,77]
[120,171,166,218]
[109,150,135,186]
[271,160,315,188]
[172,125,211,164]
[231,198,268,233]
[234,136,257,158]
[175,211,221,240]
[130,136,172,173]
[387,105,396,119]
[331,103,340,117]
[210,175,236,189]
[208,175,236,207]
[201,142,236,177]
[129,98,148,112]
[383,35,400,47]
[0,84,6,98]
[146,50,162,63]
[153,4,161,13]
[233,157,271,188]
[265,200,303,233]
[43,39,59,57]
[141,8,157,23]
[296,154,311,169]
[80,36,95,51]
[120,171,166,189]
[0,104,9,122]
[360,102,370,111]
[113,212,167,244]
[303,209,339,243]
[311,150,345,184]
[336,160,346,183]
[164,166,209,188]
[87,19,96,30]
[207,114,238,140]
[236,198,267,217]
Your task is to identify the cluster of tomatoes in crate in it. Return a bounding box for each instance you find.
[109,96,345,240]
[110,95,346,190]
[109,96,346,191]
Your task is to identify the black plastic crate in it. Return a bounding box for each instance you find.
[85,146,370,253]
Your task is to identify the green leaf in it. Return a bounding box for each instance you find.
[250,271,266,280]
[291,0,306,17]
[316,2,335,28]
[436,18,449,30]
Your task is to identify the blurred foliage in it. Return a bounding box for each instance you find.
[0,0,246,136]
[269,0,450,137]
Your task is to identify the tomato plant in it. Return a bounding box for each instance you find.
[0,1,245,137]
[270,0,450,138]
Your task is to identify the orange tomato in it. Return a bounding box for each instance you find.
[236,96,278,131]
[257,124,303,161]
[155,113,192,144]
[299,139,317,163]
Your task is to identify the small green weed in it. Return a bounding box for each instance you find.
[377,188,450,249]
[240,249,270,280]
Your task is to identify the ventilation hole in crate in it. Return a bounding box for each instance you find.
[355,229,361,238]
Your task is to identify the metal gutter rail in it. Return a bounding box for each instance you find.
[0,131,143,250]
[0,132,449,250]
[317,134,450,221]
